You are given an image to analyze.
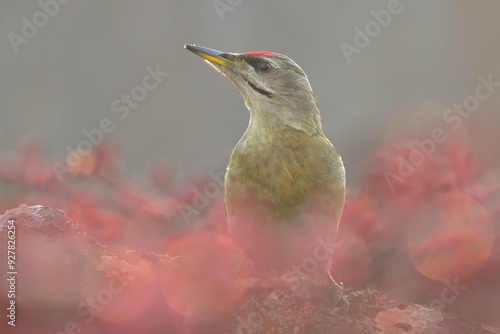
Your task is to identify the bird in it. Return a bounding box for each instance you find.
[185,44,346,304]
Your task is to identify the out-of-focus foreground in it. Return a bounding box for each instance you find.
[0,129,499,333]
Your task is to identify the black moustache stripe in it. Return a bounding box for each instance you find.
[244,78,273,98]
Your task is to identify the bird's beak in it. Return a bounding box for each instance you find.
[184,44,232,67]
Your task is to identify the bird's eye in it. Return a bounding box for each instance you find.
[258,62,272,73]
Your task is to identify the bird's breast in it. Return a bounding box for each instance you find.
[225,130,345,220]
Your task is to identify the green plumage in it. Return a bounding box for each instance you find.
[226,128,344,220]
[225,125,345,274]
[185,44,346,278]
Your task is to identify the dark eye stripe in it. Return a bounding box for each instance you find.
[242,56,266,71]
[240,55,273,97]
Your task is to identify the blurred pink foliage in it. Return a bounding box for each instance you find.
[0,134,499,326]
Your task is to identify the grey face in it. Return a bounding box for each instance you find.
[213,53,308,96]
[185,44,323,135]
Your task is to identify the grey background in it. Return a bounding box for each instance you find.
[1,0,499,185]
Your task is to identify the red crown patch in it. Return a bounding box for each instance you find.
[244,51,275,57]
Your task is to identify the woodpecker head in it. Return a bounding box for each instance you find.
[185,44,323,136]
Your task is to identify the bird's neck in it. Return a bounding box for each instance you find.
[243,101,324,144]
